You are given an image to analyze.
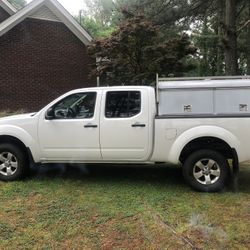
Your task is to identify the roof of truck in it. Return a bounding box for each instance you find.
[71,85,154,92]
[158,78,250,89]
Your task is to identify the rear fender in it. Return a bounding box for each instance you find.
[168,125,240,164]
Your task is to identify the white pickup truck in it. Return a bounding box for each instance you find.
[0,76,249,192]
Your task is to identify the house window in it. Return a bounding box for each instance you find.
[105,91,141,118]
[53,92,96,119]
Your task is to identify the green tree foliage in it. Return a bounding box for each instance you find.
[183,0,249,76]
[78,16,116,38]
[80,0,250,76]
[84,0,116,26]
[116,0,192,38]
[88,11,196,85]
[78,0,117,38]
[8,0,26,9]
[127,0,250,76]
[191,15,224,76]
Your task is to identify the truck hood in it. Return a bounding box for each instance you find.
[0,113,36,125]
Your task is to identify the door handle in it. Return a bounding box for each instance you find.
[84,124,98,128]
[131,123,146,128]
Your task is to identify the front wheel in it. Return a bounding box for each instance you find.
[0,143,28,181]
[183,150,230,192]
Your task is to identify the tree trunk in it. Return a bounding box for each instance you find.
[200,15,209,76]
[224,0,238,75]
[247,0,250,75]
[216,0,224,75]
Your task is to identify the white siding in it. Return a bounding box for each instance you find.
[30,5,60,22]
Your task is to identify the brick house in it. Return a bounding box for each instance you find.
[0,0,96,112]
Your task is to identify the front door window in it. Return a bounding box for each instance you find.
[52,92,96,119]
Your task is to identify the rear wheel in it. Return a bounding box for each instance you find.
[0,143,28,181]
[183,150,230,192]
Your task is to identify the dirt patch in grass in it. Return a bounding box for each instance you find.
[97,215,144,250]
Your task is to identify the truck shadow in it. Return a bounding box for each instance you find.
[31,163,185,186]
[29,163,250,192]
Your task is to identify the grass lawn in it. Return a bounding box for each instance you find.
[0,163,249,250]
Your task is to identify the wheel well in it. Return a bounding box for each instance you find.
[179,137,234,163]
[0,135,30,162]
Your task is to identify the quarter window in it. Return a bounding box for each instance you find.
[105,91,141,118]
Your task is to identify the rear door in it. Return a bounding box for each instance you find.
[100,89,150,160]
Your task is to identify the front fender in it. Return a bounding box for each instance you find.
[0,125,40,162]
[168,125,241,164]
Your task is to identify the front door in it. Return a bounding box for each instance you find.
[38,91,101,161]
[100,89,150,161]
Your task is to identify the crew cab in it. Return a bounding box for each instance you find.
[0,76,249,192]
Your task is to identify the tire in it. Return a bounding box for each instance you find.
[183,150,230,192]
[0,143,28,181]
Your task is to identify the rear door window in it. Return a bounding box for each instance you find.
[105,91,141,118]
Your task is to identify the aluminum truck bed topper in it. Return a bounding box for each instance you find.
[157,76,250,116]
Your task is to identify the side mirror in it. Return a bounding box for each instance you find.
[45,107,55,120]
